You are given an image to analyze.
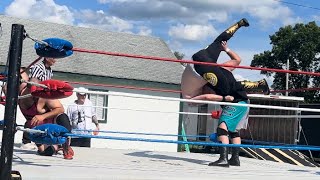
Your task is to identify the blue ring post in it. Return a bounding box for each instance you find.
[0,24,24,180]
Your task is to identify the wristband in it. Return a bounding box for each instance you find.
[225,48,231,53]
[222,96,226,102]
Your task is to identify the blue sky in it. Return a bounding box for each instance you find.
[1,0,320,83]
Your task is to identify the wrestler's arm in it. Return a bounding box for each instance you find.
[11,69,31,108]
[220,41,241,72]
[42,99,64,119]
[192,84,234,102]
[191,94,234,102]
[2,68,29,95]
[20,68,29,84]
[32,99,64,125]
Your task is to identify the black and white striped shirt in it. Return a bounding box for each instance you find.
[29,61,53,81]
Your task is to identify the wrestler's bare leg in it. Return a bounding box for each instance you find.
[181,64,207,99]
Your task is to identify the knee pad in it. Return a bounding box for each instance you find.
[56,113,71,132]
[217,127,228,136]
[229,131,240,139]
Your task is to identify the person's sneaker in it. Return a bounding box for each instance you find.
[238,18,250,27]
[69,146,74,156]
[63,146,74,160]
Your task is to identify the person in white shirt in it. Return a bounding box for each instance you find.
[67,87,100,147]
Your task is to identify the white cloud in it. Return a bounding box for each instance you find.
[97,0,145,3]
[168,24,218,41]
[5,0,74,25]
[76,9,133,32]
[97,0,108,3]
[4,0,297,42]
[4,0,36,18]
[312,15,320,22]
[137,26,152,36]
[282,16,304,26]
[248,5,295,27]
[102,0,293,27]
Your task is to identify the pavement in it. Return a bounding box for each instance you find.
[7,145,320,180]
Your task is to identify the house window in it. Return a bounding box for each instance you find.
[88,90,108,124]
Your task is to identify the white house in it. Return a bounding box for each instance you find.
[0,15,185,152]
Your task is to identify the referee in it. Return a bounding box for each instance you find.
[29,57,56,81]
[20,57,56,147]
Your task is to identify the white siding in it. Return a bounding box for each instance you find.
[60,88,181,152]
[0,86,180,152]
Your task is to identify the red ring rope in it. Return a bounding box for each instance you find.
[72,47,320,77]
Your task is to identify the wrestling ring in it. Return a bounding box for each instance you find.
[1,23,320,179]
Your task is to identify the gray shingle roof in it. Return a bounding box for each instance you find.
[0,15,184,84]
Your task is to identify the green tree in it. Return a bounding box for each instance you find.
[174,51,185,60]
[174,51,187,67]
[251,22,320,103]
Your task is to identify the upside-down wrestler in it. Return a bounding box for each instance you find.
[181,18,253,167]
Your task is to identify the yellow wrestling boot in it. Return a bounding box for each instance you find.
[214,18,250,42]
[240,78,270,95]
[225,18,250,36]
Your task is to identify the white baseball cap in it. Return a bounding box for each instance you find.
[77,87,88,95]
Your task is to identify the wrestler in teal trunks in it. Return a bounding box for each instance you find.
[219,101,249,132]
